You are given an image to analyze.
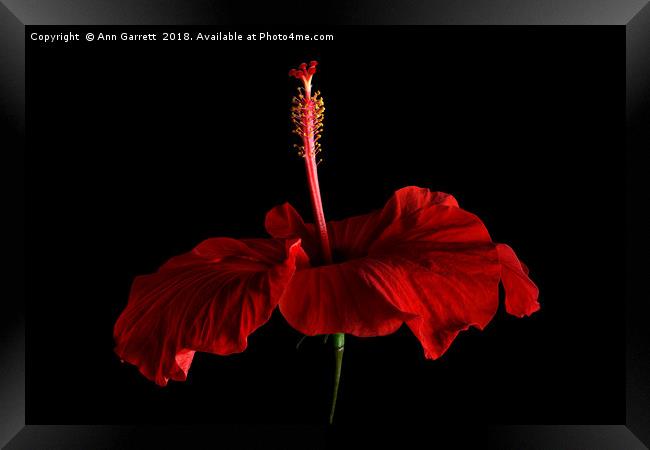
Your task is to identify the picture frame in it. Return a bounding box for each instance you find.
[2,1,648,448]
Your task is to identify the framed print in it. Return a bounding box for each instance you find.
[1,1,649,448]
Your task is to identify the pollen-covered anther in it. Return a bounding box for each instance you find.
[290,90,325,157]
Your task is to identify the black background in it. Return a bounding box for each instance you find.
[26,26,624,426]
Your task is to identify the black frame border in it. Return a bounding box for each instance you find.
[2,1,648,448]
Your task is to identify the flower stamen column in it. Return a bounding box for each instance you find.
[289,61,344,424]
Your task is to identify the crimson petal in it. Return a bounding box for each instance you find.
[265,186,458,261]
[114,237,304,386]
[497,243,540,317]
[380,185,459,211]
[264,202,319,260]
[367,203,503,359]
[278,258,416,337]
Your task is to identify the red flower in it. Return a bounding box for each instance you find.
[114,186,538,385]
[114,61,539,422]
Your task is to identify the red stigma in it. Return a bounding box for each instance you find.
[289,60,319,95]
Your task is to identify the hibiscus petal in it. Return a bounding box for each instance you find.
[496,243,540,317]
[381,185,459,212]
[265,186,459,261]
[113,237,304,386]
[325,187,459,260]
[278,258,415,337]
[367,204,503,359]
[264,202,321,262]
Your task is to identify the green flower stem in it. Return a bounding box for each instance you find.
[329,332,345,425]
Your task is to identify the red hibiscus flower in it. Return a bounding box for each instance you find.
[113,61,539,423]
